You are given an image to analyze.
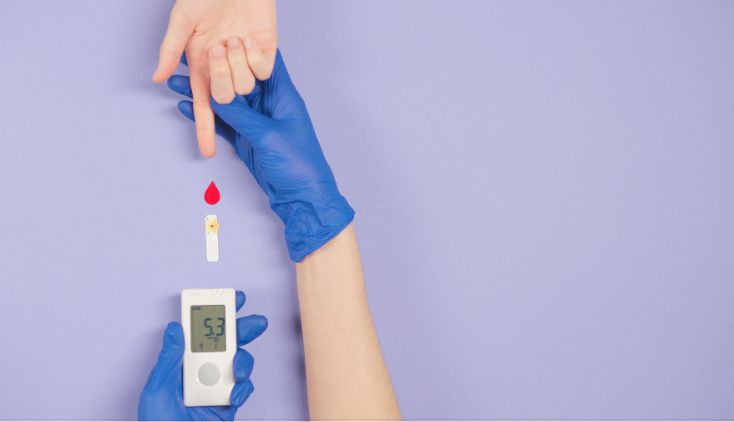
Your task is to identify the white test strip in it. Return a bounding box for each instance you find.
[205,214,219,262]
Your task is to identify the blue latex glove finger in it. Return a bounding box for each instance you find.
[237,315,268,346]
[235,290,246,311]
[233,349,255,381]
[168,74,193,98]
[138,322,186,420]
[205,50,354,261]
[227,350,255,409]
[146,322,184,390]
[230,380,255,408]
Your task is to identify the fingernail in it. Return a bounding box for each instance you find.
[227,37,240,49]
[243,36,253,50]
[211,45,226,58]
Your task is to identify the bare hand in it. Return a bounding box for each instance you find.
[153,0,277,157]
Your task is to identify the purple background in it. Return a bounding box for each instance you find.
[1,0,733,419]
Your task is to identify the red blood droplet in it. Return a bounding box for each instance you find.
[204,181,220,205]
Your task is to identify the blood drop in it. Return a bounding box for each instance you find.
[204,181,220,205]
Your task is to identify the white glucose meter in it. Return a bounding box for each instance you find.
[181,288,237,407]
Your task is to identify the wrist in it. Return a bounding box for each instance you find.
[271,185,355,262]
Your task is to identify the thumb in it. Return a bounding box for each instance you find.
[145,322,185,391]
[152,7,194,83]
[210,97,273,146]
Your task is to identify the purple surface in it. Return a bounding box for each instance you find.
[1,0,733,419]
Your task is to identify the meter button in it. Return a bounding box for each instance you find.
[197,363,220,387]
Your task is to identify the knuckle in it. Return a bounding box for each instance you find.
[211,65,230,76]
[228,54,247,66]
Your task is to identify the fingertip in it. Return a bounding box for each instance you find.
[233,349,255,381]
[152,61,174,83]
[237,315,269,346]
[167,75,192,97]
[177,100,194,120]
[236,291,246,311]
[198,138,216,158]
[152,69,172,84]
[163,321,184,346]
[243,36,272,81]
[151,72,165,84]
[230,379,255,408]
[165,321,182,333]
[212,93,236,105]
[257,315,269,331]
[166,76,177,90]
[152,55,179,83]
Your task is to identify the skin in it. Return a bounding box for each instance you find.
[207,47,401,420]
[209,35,270,105]
[153,0,277,157]
[297,225,402,420]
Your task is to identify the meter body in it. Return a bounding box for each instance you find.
[181,288,237,407]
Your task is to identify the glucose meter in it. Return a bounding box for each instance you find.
[181,288,237,407]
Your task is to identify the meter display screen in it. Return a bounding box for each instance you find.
[190,305,226,353]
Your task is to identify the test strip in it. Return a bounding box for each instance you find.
[205,215,219,262]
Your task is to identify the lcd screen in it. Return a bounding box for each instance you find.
[190,305,226,353]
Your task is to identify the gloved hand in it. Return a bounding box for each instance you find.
[138,291,268,420]
[167,51,355,262]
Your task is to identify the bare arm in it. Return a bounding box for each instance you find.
[296,225,401,420]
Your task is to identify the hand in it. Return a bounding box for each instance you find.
[167,50,354,262]
[138,291,268,420]
[153,0,277,158]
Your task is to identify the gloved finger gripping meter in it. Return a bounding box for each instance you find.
[181,288,236,407]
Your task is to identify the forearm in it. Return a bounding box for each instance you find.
[296,224,401,420]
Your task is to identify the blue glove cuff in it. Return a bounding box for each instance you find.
[271,186,355,262]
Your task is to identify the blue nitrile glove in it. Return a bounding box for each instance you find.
[167,51,354,262]
[138,291,268,420]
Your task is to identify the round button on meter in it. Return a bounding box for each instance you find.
[197,363,221,387]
